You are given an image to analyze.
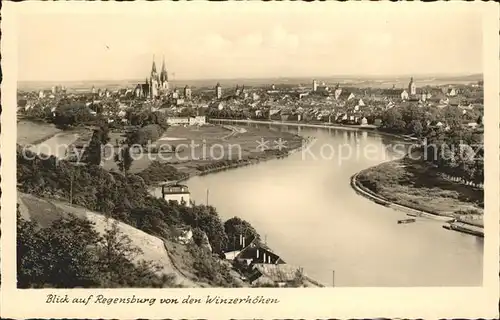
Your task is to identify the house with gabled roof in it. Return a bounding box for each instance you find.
[249,264,304,287]
[233,238,285,266]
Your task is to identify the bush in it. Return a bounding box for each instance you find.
[188,244,235,287]
[127,124,163,146]
[138,162,189,185]
[17,213,177,288]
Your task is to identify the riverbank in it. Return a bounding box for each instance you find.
[210,118,411,142]
[138,124,310,187]
[352,156,484,236]
[148,135,316,191]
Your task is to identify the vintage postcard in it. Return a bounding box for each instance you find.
[1,1,499,319]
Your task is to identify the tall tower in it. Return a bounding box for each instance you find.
[184,85,192,99]
[160,56,169,91]
[312,79,318,92]
[215,83,222,99]
[408,77,416,95]
[150,56,159,99]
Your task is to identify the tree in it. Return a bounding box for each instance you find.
[382,108,405,133]
[96,221,165,287]
[53,103,94,128]
[442,105,463,130]
[115,145,134,177]
[17,213,101,288]
[99,123,111,144]
[17,213,176,288]
[224,216,260,251]
[84,130,102,166]
[408,119,424,137]
[476,115,483,126]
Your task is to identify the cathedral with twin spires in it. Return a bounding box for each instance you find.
[135,56,170,99]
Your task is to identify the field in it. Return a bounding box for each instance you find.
[17,120,61,145]
[103,124,304,177]
[356,157,484,219]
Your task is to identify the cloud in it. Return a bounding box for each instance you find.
[264,25,300,51]
[238,33,263,49]
[202,33,232,52]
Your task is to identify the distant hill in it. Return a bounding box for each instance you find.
[18,73,483,92]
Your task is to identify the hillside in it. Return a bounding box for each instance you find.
[17,192,212,288]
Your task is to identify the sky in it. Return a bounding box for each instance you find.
[16,2,484,82]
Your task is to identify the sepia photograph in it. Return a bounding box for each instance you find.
[12,3,490,291]
[2,1,499,318]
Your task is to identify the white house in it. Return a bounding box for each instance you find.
[167,117,190,126]
[189,116,206,126]
[447,88,457,96]
[401,90,409,101]
[161,184,191,207]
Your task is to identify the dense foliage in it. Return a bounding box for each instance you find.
[381,103,482,136]
[17,211,177,288]
[137,161,189,185]
[16,146,262,260]
[224,216,260,251]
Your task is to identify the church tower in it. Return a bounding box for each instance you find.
[215,83,222,99]
[408,77,416,96]
[150,56,159,99]
[160,56,169,91]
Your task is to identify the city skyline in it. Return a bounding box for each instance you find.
[17,2,483,82]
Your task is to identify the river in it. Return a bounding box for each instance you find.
[186,122,483,287]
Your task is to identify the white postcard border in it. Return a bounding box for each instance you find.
[1,1,499,319]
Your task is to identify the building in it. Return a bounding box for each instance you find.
[312,79,318,92]
[401,90,409,101]
[249,264,305,287]
[408,77,417,95]
[161,184,191,207]
[215,82,222,99]
[189,116,206,126]
[172,88,180,99]
[135,56,170,99]
[234,238,285,266]
[166,116,206,126]
[166,117,190,126]
[184,85,192,99]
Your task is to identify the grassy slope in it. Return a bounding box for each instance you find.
[102,124,304,176]
[17,192,211,288]
[357,157,484,219]
[17,120,61,145]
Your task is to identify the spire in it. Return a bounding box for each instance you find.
[151,55,157,76]
[160,56,168,82]
[161,56,167,73]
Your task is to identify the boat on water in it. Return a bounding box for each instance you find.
[407,213,420,217]
[442,222,484,237]
[398,218,416,224]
